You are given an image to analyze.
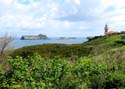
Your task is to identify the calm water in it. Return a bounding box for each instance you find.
[13,38,87,48]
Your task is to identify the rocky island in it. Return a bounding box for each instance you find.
[20,34,48,40]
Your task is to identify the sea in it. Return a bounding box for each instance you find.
[13,37,87,48]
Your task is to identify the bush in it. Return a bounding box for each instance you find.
[113,40,125,47]
[105,72,125,89]
[10,44,92,58]
[6,54,73,89]
[0,54,125,88]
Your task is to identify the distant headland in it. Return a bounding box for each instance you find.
[20,34,48,40]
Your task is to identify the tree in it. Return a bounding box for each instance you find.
[0,33,14,56]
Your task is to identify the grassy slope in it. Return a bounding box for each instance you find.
[83,34,125,55]
[84,34,121,47]
[10,34,125,58]
[83,34,125,61]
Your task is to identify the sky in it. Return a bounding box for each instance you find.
[0,0,125,37]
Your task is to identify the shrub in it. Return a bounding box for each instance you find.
[0,54,125,88]
[113,40,125,47]
[10,44,92,58]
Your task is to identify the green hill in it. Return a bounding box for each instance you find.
[84,34,125,54]
[83,34,125,62]
[10,34,125,58]
[84,34,122,47]
[1,34,125,89]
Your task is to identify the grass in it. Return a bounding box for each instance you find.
[83,34,125,55]
[9,34,125,58]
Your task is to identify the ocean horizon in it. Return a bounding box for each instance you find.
[13,37,87,48]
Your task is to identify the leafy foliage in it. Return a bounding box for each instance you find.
[0,54,125,89]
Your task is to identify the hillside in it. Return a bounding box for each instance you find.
[1,34,125,89]
[84,34,122,47]
[87,34,124,49]
[10,34,125,58]
[83,34,125,61]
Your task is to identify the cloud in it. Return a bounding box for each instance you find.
[55,13,98,22]
[55,0,101,22]
[0,0,14,5]
[0,0,125,37]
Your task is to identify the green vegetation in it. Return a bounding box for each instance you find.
[0,54,125,89]
[11,34,125,58]
[10,44,92,58]
[1,34,125,88]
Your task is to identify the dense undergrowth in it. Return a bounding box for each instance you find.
[0,53,125,89]
[0,34,125,89]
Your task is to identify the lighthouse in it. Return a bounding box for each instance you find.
[104,24,119,35]
[104,24,108,34]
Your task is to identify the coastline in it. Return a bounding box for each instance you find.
[13,37,87,48]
